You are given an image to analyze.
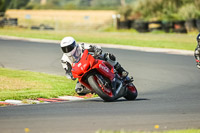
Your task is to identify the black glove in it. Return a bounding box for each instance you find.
[94,46,102,57]
[104,52,116,61]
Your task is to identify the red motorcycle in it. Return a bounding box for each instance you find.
[71,50,138,102]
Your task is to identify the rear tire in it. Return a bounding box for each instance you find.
[124,83,138,100]
[88,75,116,102]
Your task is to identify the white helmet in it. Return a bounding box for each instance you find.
[60,37,81,62]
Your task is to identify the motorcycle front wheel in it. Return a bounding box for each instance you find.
[124,83,138,100]
[88,75,116,102]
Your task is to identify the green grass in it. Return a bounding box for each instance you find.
[0,68,76,101]
[0,27,197,51]
[96,129,200,133]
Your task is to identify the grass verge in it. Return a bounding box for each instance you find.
[0,27,197,51]
[96,129,200,133]
[0,67,76,101]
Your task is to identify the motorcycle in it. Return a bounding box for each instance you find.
[194,47,200,69]
[71,50,138,102]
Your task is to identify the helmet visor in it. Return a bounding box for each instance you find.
[68,46,82,63]
[61,41,76,53]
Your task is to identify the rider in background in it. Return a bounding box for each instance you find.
[194,33,200,69]
[60,36,131,95]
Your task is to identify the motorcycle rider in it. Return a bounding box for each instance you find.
[60,36,131,95]
[194,33,200,69]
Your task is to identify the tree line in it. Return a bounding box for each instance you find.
[1,0,199,21]
[0,0,137,11]
[127,0,200,22]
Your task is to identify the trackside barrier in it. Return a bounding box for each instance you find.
[117,19,200,33]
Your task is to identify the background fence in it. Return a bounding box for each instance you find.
[2,10,115,31]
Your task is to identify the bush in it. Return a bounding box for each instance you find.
[8,0,30,9]
[118,5,133,21]
[0,0,6,17]
[131,0,200,21]
[132,0,165,21]
[178,4,200,20]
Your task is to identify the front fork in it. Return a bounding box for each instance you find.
[95,73,134,98]
[95,74,123,97]
[95,74,110,89]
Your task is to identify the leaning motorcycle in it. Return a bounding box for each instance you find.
[71,50,138,102]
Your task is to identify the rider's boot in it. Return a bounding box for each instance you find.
[104,52,133,82]
[114,62,128,77]
[114,62,133,83]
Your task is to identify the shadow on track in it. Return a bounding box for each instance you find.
[86,97,150,103]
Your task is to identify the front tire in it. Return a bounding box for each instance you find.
[88,75,116,102]
[124,83,138,100]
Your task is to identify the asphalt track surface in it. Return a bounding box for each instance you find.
[0,38,200,133]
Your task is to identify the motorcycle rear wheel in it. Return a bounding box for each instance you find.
[124,83,138,100]
[88,75,116,102]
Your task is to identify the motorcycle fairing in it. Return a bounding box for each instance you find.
[95,61,115,81]
[71,50,95,78]
[71,50,115,86]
